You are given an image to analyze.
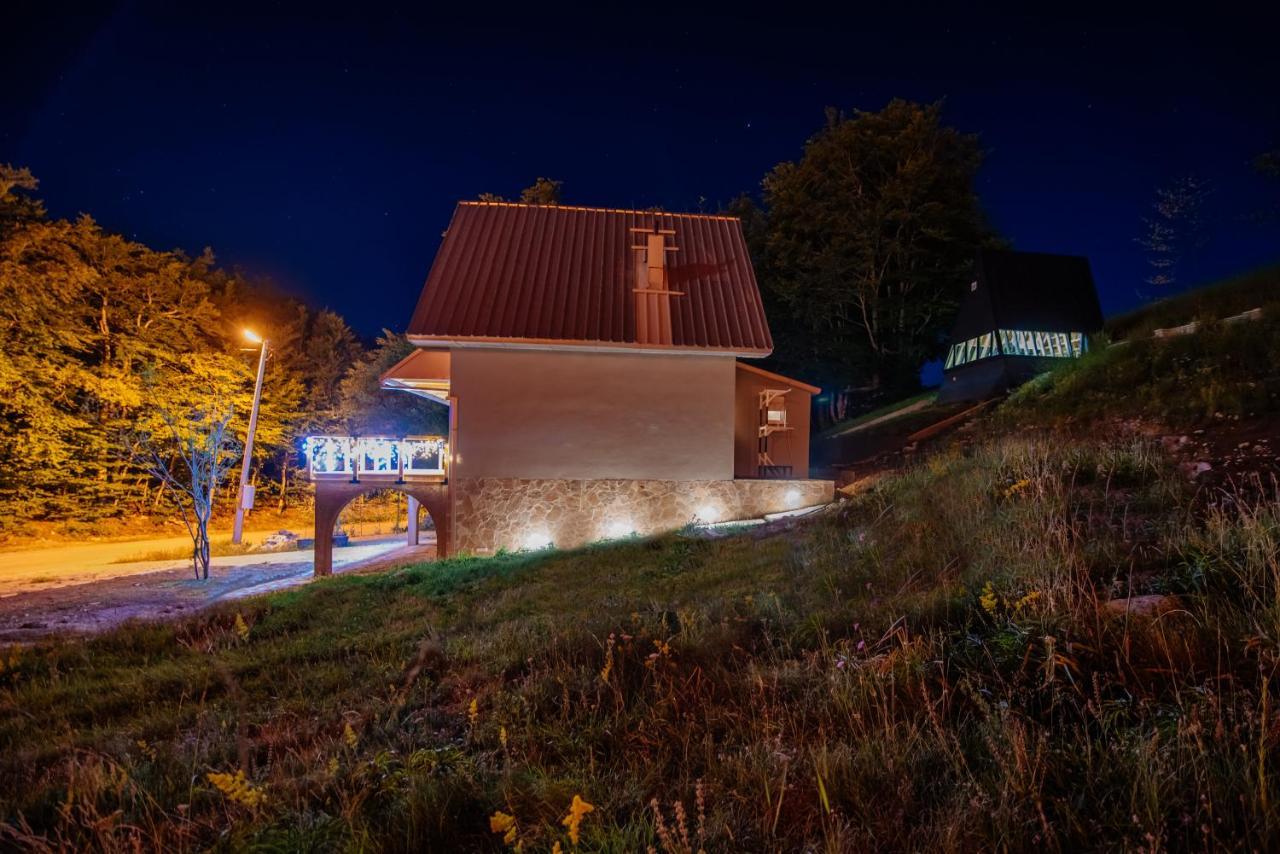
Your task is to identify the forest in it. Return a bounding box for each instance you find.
[0,165,445,536]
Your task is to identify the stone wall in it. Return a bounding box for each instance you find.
[452,477,834,555]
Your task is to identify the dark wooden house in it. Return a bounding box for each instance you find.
[938,249,1104,403]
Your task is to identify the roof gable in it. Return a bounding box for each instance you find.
[406,202,773,355]
[949,249,1103,340]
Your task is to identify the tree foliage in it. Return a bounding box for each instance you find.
[478,177,564,205]
[336,331,449,436]
[519,177,563,205]
[0,165,391,529]
[128,389,241,579]
[739,101,998,401]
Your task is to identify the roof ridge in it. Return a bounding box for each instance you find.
[457,199,740,222]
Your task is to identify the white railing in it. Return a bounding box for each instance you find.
[304,435,447,479]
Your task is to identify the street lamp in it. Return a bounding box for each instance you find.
[232,328,268,544]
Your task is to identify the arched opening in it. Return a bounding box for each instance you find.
[313,480,450,576]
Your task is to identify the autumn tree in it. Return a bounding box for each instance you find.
[0,167,361,529]
[741,101,997,405]
[0,164,44,237]
[128,358,244,579]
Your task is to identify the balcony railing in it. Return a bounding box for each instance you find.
[304,435,447,480]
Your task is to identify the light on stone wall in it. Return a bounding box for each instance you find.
[523,531,553,551]
[604,519,635,539]
[785,488,802,507]
[694,504,719,524]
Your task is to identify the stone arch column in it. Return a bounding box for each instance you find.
[313,480,450,576]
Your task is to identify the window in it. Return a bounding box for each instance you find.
[994,330,1089,360]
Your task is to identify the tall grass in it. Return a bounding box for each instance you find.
[2,436,1279,850]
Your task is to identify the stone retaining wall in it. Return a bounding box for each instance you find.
[452,477,834,555]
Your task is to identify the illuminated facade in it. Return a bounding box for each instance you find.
[307,202,834,571]
[938,249,1103,403]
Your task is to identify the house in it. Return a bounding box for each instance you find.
[307,201,832,570]
[938,249,1104,403]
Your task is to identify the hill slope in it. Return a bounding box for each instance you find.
[2,276,1280,851]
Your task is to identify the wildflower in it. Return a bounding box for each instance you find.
[468,697,479,726]
[1002,478,1031,498]
[343,722,358,748]
[206,769,265,809]
[233,612,250,642]
[1014,590,1042,612]
[136,739,157,760]
[327,756,339,776]
[489,810,518,847]
[599,634,615,683]
[561,794,594,846]
[499,725,508,748]
[552,843,562,854]
[979,581,1000,615]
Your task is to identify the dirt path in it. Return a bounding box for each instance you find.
[0,535,436,642]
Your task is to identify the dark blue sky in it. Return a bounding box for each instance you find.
[4,3,1278,337]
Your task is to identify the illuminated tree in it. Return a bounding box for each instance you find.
[126,356,246,579]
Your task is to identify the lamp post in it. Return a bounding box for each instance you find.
[232,328,268,545]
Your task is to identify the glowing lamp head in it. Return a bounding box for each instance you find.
[523,531,553,551]
[242,328,263,344]
[694,504,719,524]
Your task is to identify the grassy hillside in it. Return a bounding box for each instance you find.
[3,282,1280,851]
[1105,263,1280,341]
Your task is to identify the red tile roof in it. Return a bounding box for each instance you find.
[406,202,773,355]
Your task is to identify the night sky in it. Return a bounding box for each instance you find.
[4,4,1278,339]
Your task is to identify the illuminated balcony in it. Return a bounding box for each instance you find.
[304,436,448,481]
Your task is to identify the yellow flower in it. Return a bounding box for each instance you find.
[1002,478,1031,498]
[599,635,616,683]
[489,810,518,846]
[233,612,250,642]
[561,794,594,846]
[468,698,479,726]
[327,756,339,776]
[499,725,508,748]
[979,582,999,615]
[206,769,265,809]
[343,722,358,748]
[1014,590,1042,612]
[552,843,563,854]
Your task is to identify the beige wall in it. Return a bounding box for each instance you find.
[451,348,736,481]
[453,476,835,554]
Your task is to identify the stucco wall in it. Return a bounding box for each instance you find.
[450,348,736,481]
[452,476,834,555]
[733,366,813,479]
